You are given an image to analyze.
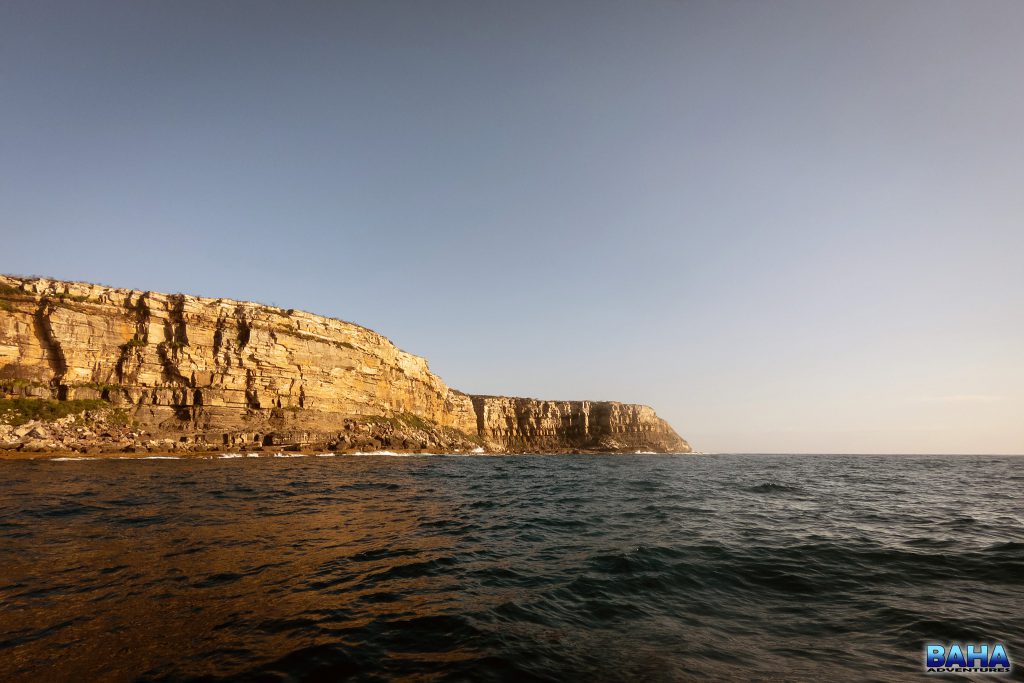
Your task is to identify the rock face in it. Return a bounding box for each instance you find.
[471,396,687,453]
[0,275,690,454]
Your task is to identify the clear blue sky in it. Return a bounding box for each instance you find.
[2,1,1022,454]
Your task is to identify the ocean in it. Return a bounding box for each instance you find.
[0,453,1021,682]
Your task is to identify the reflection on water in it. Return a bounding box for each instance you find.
[0,454,1022,681]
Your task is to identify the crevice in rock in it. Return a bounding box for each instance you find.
[213,313,226,358]
[235,306,251,348]
[114,350,128,384]
[165,294,189,348]
[115,346,137,384]
[471,396,486,438]
[133,295,150,342]
[33,299,67,390]
[157,342,192,387]
[113,295,151,385]
[245,369,260,409]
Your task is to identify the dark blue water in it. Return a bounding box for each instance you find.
[0,454,1021,682]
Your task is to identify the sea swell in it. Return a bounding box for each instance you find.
[0,454,1021,682]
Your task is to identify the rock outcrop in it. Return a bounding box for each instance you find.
[471,396,686,453]
[0,275,690,455]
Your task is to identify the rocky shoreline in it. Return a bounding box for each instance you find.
[0,404,481,457]
[0,450,471,461]
[0,409,675,458]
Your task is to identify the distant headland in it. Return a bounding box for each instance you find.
[0,274,690,457]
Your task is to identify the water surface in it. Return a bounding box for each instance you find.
[1,454,1021,681]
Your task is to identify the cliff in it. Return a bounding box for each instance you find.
[0,275,690,455]
[472,396,685,453]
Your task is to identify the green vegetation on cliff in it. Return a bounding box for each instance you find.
[0,398,107,426]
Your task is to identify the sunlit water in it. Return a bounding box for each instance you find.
[0,454,1021,682]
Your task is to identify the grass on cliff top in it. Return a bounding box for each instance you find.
[0,283,26,311]
[0,398,108,426]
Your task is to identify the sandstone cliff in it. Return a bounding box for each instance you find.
[0,275,690,455]
[471,396,686,453]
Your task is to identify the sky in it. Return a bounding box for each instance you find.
[2,1,1022,454]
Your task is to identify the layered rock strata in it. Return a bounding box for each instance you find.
[0,275,690,455]
[471,396,686,453]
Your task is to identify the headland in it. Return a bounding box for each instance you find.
[0,275,690,457]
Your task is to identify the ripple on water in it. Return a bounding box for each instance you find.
[0,454,1021,682]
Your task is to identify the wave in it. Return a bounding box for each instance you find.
[746,482,802,493]
[357,451,481,457]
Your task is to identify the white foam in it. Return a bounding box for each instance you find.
[472,446,485,454]
[272,452,308,458]
[353,450,479,457]
[219,453,244,459]
[246,453,260,458]
[381,451,469,457]
[51,456,89,461]
[142,456,180,460]
[314,452,336,457]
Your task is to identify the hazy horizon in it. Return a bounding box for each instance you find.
[2,1,1022,454]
